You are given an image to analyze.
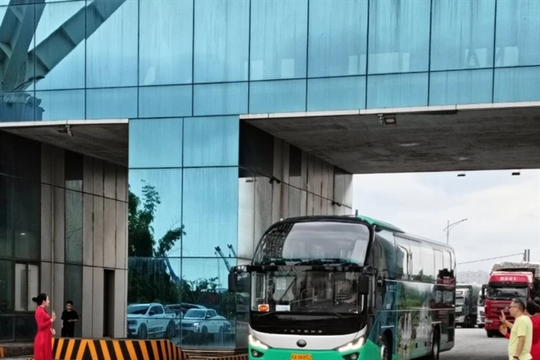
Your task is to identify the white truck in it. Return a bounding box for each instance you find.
[180,308,232,337]
[477,287,486,328]
[127,302,178,339]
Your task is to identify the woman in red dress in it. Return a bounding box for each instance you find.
[500,300,540,360]
[33,293,57,360]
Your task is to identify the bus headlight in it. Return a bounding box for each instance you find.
[336,336,365,352]
[249,334,269,350]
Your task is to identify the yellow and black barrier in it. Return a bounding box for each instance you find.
[48,338,187,360]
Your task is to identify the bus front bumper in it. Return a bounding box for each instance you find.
[248,340,381,360]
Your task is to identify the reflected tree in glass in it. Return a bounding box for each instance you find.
[128,182,185,304]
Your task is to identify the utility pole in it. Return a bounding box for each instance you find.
[524,249,531,262]
[443,218,468,244]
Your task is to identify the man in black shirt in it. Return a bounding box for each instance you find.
[61,300,79,337]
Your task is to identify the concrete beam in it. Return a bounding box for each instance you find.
[243,102,540,174]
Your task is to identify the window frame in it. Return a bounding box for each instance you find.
[14,262,40,313]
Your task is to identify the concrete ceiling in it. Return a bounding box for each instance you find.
[242,102,540,174]
[0,120,128,166]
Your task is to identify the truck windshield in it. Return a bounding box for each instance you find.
[455,297,465,305]
[251,269,363,314]
[253,221,370,265]
[127,305,149,314]
[487,287,528,300]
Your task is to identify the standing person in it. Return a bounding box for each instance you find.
[500,298,533,360]
[33,293,56,360]
[61,301,79,337]
[500,300,540,359]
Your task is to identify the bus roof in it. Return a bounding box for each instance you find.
[354,214,404,233]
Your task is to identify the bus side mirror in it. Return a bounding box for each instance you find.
[358,276,370,295]
[228,267,237,293]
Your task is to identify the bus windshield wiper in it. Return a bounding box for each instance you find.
[293,258,357,266]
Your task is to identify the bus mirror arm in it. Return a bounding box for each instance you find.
[228,266,238,293]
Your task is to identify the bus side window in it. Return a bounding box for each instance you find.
[434,250,444,275]
[443,251,451,270]
[408,240,423,281]
[421,247,435,281]
[394,236,410,280]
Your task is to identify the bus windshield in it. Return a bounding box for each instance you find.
[486,286,528,300]
[253,221,370,265]
[251,269,363,314]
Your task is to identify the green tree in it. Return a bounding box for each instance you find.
[127,182,185,304]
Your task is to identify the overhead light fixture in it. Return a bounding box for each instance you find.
[378,113,397,125]
[57,125,73,136]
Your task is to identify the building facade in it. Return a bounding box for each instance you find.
[0,0,539,348]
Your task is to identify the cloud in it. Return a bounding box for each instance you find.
[353,170,540,273]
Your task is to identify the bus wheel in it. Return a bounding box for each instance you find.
[427,328,440,360]
[380,333,391,360]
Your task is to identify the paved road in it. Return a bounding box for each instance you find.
[440,328,508,360]
[0,328,513,360]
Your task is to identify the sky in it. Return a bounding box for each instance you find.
[352,169,540,274]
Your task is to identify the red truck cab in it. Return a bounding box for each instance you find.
[483,271,532,337]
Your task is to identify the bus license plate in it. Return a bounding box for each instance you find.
[291,355,311,360]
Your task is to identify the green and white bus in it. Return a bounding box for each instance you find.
[229,215,456,360]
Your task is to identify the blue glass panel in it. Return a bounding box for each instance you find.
[180,257,237,348]
[34,1,86,90]
[429,70,493,106]
[367,73,428,108]
[431,0,495,71]
[193,83,248,116]
[0,4,35,92]
[308,0,368,77]
[250,0,308,80]
[368,0,430,74]
[494,67,540,103]
[496,0,540,67]
[129,118,183,168]
[86,87,137,119]
[183,116,239,167]
[36,90,85,120]
[0,91,38,122]
[139,0,193,85]
[139,85,192,118]
[249,80,306,113]
[194,0,249,83]
[307,77,366,111]
[86,0,138,87]
[182,167,238,257]
[129,169,183,256]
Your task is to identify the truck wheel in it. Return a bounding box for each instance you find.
[138,324,147,339]
[166,321,175,339]
[487,330,496,338]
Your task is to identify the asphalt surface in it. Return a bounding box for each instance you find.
[0,328,512,360]
[440,328,508,360]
